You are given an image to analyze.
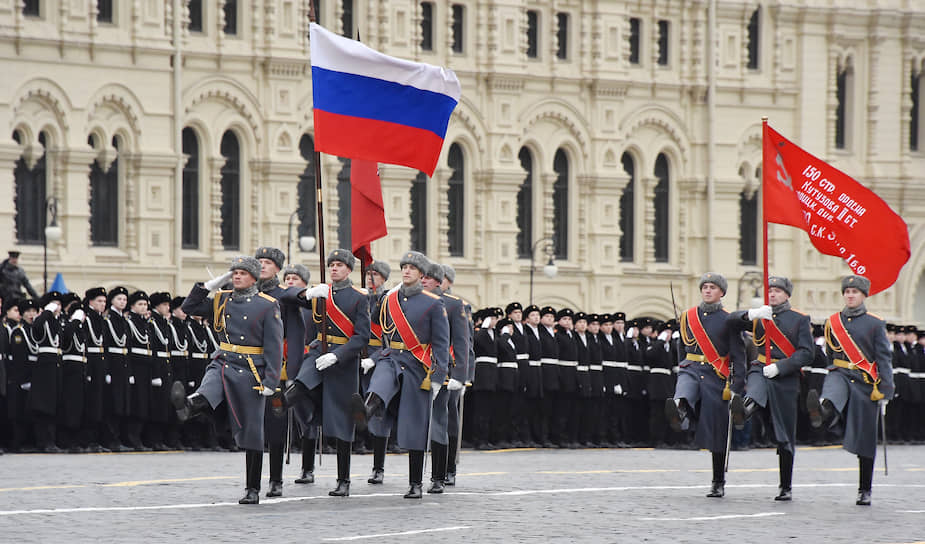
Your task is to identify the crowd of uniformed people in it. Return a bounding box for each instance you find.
[0,247,918,505]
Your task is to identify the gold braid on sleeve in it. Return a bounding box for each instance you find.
[679,310,696,347]
[752,319,766,346]
[824,320,841,354]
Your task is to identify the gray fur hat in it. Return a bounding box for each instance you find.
[327,248,356,270]
[368,260,391,280]
[699,272,728,295]
[230,255,261,280]
[424,260,445,281]
[768,276,793,297]
[841,275,871,296]
[399,250,429,273]
[255,246,285,270]
[442,264,456,284]
[282,263,311,285]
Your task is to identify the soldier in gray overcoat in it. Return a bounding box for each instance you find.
[172,256,283,505]
[728,276,813,501]
[665,272,746,499]
[806,275,893,506]
[357,250,450,499]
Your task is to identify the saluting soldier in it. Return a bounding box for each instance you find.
[124,291,153,451]
[357,250,450,499]
[728,276,813,500]
[282,249,367,498]
[31,291,64,453]
[506,302,530,448]
[665,273,746,498]
[555,308,579,448]
[494,316,519,449]
[172,256,283,504]
[363,260,393,485]
[440,264,471,485]
[81,287,109,452]
[58,297,88,452]
[806,275,893,506]
[471,307,500,449]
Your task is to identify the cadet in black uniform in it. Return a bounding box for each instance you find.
[521,305,544,447]
[538,306,559,447]
[5,299,32,451]
[173,256,284,504]
[646,320,677,448]
[103,287,132,451]
[81,288,110,452]
[58,298,87,452]
[471,307,500,449]
[31,291,64,453]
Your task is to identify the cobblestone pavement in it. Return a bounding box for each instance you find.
[1,444,924,543]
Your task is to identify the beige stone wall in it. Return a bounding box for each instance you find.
[1,1,924,325]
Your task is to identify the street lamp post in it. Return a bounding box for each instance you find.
[529,236,558,305]
[43,196,62,294]
[286,209,317,266]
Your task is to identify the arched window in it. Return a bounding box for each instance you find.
[13,130,46,244]
[223,0,237,35]
[298,135,317,238]
[746,6,760,70]
[516,147,533,258]
[181,128,199,249]
[739,167,759,266]
[835,59,853,150]
[552,148,569,259]
[653,153,670,262]
[420,2,434,51]
[555,12,569,60]
[912,68,922,152]
[619,152,635,261]
[220,131,240,250]
[341,0,353,38]
[89,135,119,246]
[337,157,352,250]
[447,143,464,256]
[410,171,428,252]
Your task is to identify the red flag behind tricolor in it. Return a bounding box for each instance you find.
[761,122,910,295]
[350,159,387,267]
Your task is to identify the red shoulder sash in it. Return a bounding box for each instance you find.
[828,312,878,381]
[685,308,730,378]
[762,319,796,361]
[386,290,432,369]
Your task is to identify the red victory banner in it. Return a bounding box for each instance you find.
[762,121,910,295]
[350,158,387,267]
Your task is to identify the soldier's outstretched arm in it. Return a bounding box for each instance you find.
[181,284,215,320]
[729,327,748,395]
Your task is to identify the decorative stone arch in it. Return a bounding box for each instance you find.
[448,96,488,158]
[898,223,925,322]
[618,104,691,177]
[621,294,676,321]
[535,295,580,311]
[519,98,592,163]
[86,83,145,152]
[736,123,763,197]
[184,77,263,155]
[10,77,72,147]
[517,138,546,174]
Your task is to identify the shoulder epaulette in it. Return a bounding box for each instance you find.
[789,307,807,316]
[352,286,368,295]
[422,290,441,300]
[868,312,883,320]
[444,293,461,301]
[258,292,277,303]
[216,289,232,294]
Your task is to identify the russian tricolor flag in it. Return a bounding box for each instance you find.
[310,23,461,177]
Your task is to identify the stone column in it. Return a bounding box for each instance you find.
[373,164,417,259]
[480,168,525,303]
[0,142,23,250]
[53,146,97,264]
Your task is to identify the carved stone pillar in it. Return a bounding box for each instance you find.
[54,146,97,262]
[0,142,23,248]
[208,157,226,254]
[374,164,416,259]
[431,165,451,258]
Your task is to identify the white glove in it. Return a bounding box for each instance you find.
[815,337,826,347]
[614,384,623,395]
[672,331,680,340]
[304,284,329,299]
[261,386,276,397]
[20,382,31,391]
[361,358,375,374]
[501,325,512,336]
[432,384,442,400]
[204,271,233,292]
[762,363,780,379]
[44,301,60,313]
[481,317,492,329]
[86,375,92,382]
[129,375,135,385]
[880,400,888,415]
[151,377,163,387]
[105,374,112,384]
[627,327,638,339]
[658,330,670,342]
[748,305,774,321]
[187,381,195,388]
[315,352,337,370]
[447,378,463,391]
[70,309,86,322]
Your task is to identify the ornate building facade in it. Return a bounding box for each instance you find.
[2,0,924,324]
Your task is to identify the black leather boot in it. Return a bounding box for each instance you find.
[174,388,210,423]
[665,398,689,432]
[806,390,834,428]
[295,436,316,483]
[446,436,458,485]
[351,393,369,432]
[405,450,424,499]
[428,441,447,494]
[731,395,758,431]
[240,450,262,504]
[368,435,386,484]
[775,448,793,501]
[707,451,725,498]
[329,439,351,496]
[282,380,308,410]
[266,480,283,498]
[364,393,385,421]
[707,480,725,498]
[857,456,873,505]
